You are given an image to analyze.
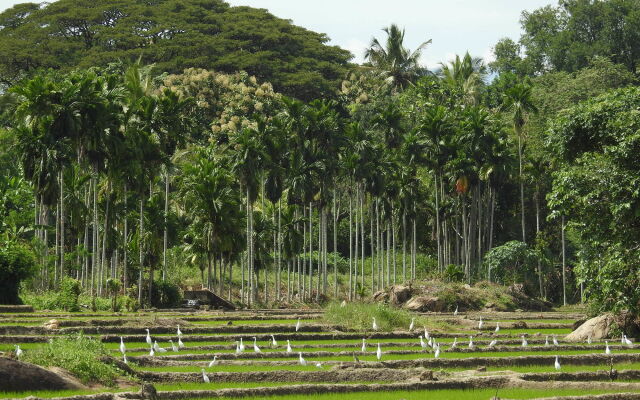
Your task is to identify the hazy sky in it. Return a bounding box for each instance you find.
[0,0,554,67]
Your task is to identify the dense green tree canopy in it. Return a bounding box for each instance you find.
[492,0,640,76]
[0,0,352,100]
[547,87,640,314]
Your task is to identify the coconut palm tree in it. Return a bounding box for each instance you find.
[365,24,431,91]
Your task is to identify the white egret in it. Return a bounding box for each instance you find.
[427,337,433,348]
[468,336,474,348]
[153,341,167,353]
[235,341,241,354]
[424,327,430,340]
[239,338,245,352]
[298,352,307,366]
[372,317,378,331]
[623,335,633,347]
[554,356,561,371]
[587,335,592,345]
[361,338,366,352]
[315,362,323,369]
[478,317,483,330]
[271,335,278,348]
[149,347,155,357]
[119,337,126,355]
[286,340,292,353]
[208,356,218,367]
[488,339,497,348]
[545,336,549,346]
[419,335,427,350]
[178,337,185,348]
[169,340,179,352]
[145,329,152,346]
[253,337,262,353]
[123,354,128,364]
[376,343,382,361]
[434,346,440,359]
[177,325,182,337]
[521,336,528,347]
[201,369,210,383]
[553,335,559,346]
[14,345,23,358]
[453,305,458,316]
[495,323,500,333]
[605,341,611,355]
[409,318,415,331]
[450,337,457,350]
[295,318,301,332]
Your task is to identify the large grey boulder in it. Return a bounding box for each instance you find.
[565,314,615,342]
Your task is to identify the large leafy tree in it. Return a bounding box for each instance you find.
[0,0,352,101]
[547,86,640,315]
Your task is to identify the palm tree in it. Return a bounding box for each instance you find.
[439,52,487,105]
[365,24,431,91]
[502,82,537,244]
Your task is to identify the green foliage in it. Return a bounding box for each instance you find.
[57,278,82,312]
[548,86,640,315]
[106,278,121,312]
[151,280,183,308]
[483,241,540,291]
[323,301,416,332]
[0,239,36,304]
[299,251,349,274]
[0,0,351,101]
[444,264,464,282]
[497,0,640,75]
[22,334,122,386]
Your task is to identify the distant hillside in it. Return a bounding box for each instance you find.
[0,0,353,100]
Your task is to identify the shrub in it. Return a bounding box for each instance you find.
[444,264,465,282]
[151,280,182,308]
[57,278,81,311]
[0,240,36,304]
[22,334,122,386]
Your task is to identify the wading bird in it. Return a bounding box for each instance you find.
[605,341,611,355]
[235,341,241,354]
[553,335,559,346]
[298,352,307,366]
[409,318,415,331]
[450,337,457,350]
[14,345,23,358]
[554,356,561,370]
[361,338,367,352]
[587,335,592,345]
[201,369,210,383]
[239,338,245,352]
[145,329,152,346]
[495,323,500,333]
[253,337,262,353]
[295,319,301,332]
[434,345,440,358]
[169,340,179,352]
[478,317,483,330]
[545,336,549,346]
[488,339,497,348]
[424,328,430,340]
[120,337,126,355]
[454,305,458,316]
[208,356,218,367]
[419,335,427,350]
[468,336,474,348]
[178,337,185,349]
[376,343,382,361]
[372,317,378,331]
[286,340,292,353]
[271,335,278,347]
[177,325,182,337]
[521,336,528,347]
[623,335,633,347]
[149,347,155,357]
[123,354,127,364]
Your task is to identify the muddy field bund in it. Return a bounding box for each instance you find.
[2,309,640,399]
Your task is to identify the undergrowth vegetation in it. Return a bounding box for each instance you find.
[22,334,124,386]
[323,302,432,331]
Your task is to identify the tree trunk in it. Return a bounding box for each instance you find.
[59,167,65,283]
[123,184,128,292]
[517,129,526,244]
[163,166,169,281]
[561,215,566,306]
[138,196,144,305]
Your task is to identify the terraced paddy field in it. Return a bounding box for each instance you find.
[2,308,640,400]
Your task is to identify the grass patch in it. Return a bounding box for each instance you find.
[22,334,124,386]
[323,302,453,332]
